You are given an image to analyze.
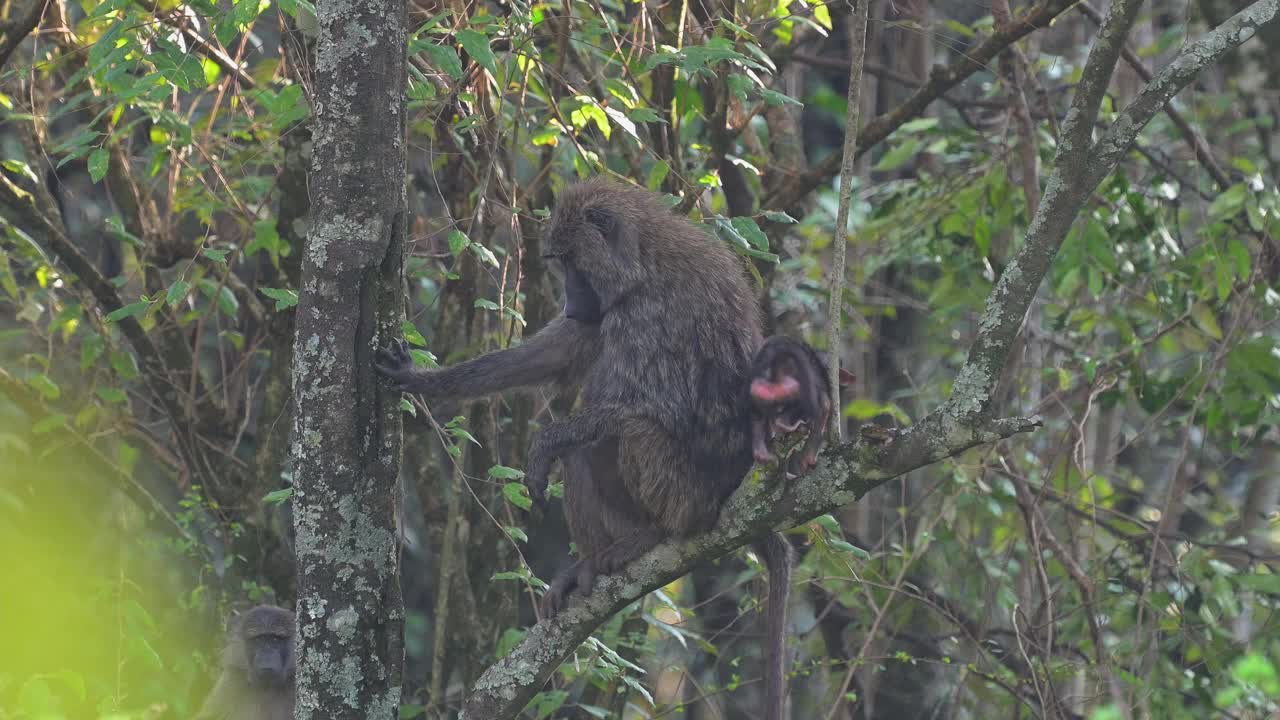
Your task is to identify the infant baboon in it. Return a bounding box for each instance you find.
[196,605,295,720]
[377,178,831,720]
[749,335,851,472]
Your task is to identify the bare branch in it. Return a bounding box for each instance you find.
[825,0,868,443]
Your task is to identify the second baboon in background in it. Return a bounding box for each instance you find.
[195,604,295,720]
[377,178,831,720]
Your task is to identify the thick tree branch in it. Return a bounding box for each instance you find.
[459,413,1040,719]
[459,2,1279,716]
[1077,1,1231,190]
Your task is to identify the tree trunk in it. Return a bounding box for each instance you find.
[290,0,408,712]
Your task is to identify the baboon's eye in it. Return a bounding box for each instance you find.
[584,207,617,242]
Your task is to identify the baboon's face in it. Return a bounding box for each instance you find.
[543,207,616,323]
[245,630,293,688]
[237,606,295,689]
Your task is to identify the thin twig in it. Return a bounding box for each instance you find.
[825,0,869,443]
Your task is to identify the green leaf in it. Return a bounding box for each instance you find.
[32,413,68,435]
[456,29,497,78]
[494,627,527,658]
[166,279,191,307]
[1227,239,1251,279]
[569,99,610,138]
[408,348,436,367]
[873,138,922,172]
[941,18,975,37]
[468,241,499,267]
[72,407,100,431]
[245,221,284,260]
[216,286,239,317]
[603,106,637,140]
[151,39,209,90]
[80,333,103,368]
[489,465,525,480]
[448,229,470,255]
[260,287,299,310]
[262,488,294,505]
[0,248,19,299]
[900,117,939,133]
[1237,573,1280,595]
[811,514,841,533]
[974,215,991,257]
[95,387,128,404]
[629,107,662,123]
[233,0,262,26]
[621,677,654,707]
[730,216,770,251]
[402,322,426,346]
[87,147,109,183]
[830,539,871,559]
[532,690,569,719]
[106,300,149,323]
[202,248,229,263]
[1190,303,1223,341]
[27,374,60,400]
[758,87,802,107]
[647,160,670,191]
[1206,183,1247,222]
[503,526,528,543]
[119,442,139,474]
[502,482,532,510]
[423,43,464,81]
[1215,259,1233,302]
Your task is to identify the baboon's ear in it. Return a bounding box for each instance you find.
[585,206,620,245]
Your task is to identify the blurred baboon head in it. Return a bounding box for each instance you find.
[196,604,295,720]
[233,605,294,689]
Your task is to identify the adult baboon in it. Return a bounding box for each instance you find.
[196,604,295,720]
[376,178,828,719]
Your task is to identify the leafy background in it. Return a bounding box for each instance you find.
[0,0,1278,717]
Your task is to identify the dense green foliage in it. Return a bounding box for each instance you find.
[1,0,1278,717]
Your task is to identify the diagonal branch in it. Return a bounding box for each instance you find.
[1059,0,1145,152]
[459,414,1041,719]
[1077,0,1232,189]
